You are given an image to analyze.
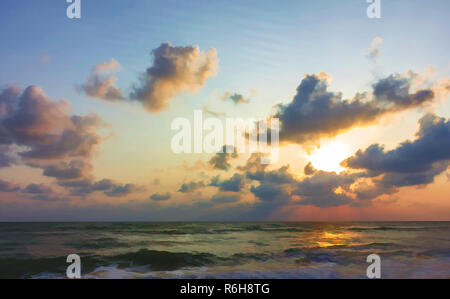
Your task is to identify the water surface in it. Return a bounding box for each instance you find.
[0,222,448,278]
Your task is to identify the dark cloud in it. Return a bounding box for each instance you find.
[42,160,93,180]
[28,194,68,201]
[210,173,244,192]
[303,162,317,175]
[0,179,20,192]
[348,161,448,202]
[0,145,16,167]
[236,153,294,203]
[246,165,295,184]
[343,113,450,192]
[372,75,434,108]
[0,87,18,118]
[236,153,269,173]
[339,113,450,200]
[58,179,102,195]
[104,184,140,197]
[236,153,357,207]
[58,178,139,197]
[130,43,218,112]
[377,162,448,188]
[209,175,221,187]
[81,59,124,101]
[297,192,352,207]
[178,180,205,193]
[250,183,289,202]
[275,73,437,144]
[150,192,171,201]
[291,114,450,206]
[208,145,238,171]
[22,184,52,194]
[292,171,356,207]
[210,193,241,204]
[221,92,250,105]
[344,114,450,174]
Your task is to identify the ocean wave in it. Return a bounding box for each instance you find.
[3,246,449,279]
[416,249,450,258]
[0,255,102,279]
[0,249,217,279]
[0,247,349,279]
[104,249,216,271]
[284,242,399,253]
[347,225,450,232]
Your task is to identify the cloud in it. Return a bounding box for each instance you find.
[0,85,109,192]
[0,145,17,167]
[58,179,112,195]
[210,173,244,192]
[344,114,450,174]
[236,153,269,173]
[178,180,205,193]
[203,105,226,117]
[150,192,171,201]
[27,194,67,201]
[237,154,293,184]
[0,85,140,199]
[231,154,293,204]
[210,193,241,204]
[208,175,221,187]
[290,114,449,206]
[367,36,383,60]
[275,72,439,144]
[292,171,356,207]
[1,86,71,145]
[130,43,218,112]
[220,92,250,105]
[42,160,93,180]
[0,86,19,117]
[104,184,141,197]
[208,145,238,171]
[235,154,355,207]
[343,113,450,191]
[303,162,317,175]
[81,59,124,101]
[0,86,104,162]
[250,184,289,202]
[289,114,449,206]
[246,165,295,184]
[57,178,140,197]
[0,180,20,192]
[22,184,52,194]
[348,179,394,201]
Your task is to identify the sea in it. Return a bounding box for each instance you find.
[0,222,448,279]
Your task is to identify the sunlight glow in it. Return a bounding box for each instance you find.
[307,142,350,173]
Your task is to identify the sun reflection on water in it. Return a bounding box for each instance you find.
[305,230,360,248]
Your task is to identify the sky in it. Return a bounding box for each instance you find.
[0,0,449,221]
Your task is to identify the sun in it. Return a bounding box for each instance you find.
[307,142,350,173]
